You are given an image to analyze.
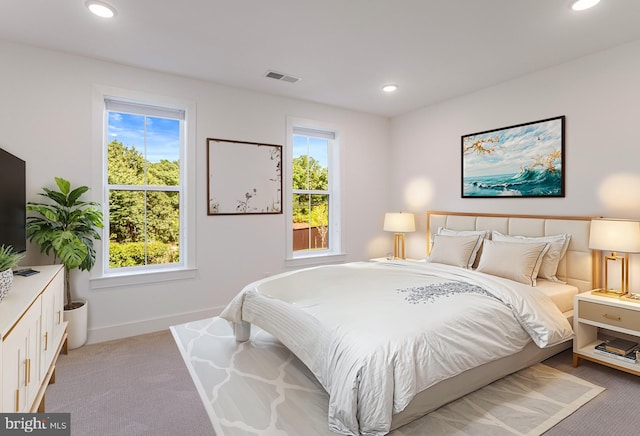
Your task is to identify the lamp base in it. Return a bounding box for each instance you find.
[392,233,406,260]
[598,252,630,300]
[591,288,626,299]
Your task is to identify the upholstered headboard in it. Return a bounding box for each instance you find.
[427,211,601,293]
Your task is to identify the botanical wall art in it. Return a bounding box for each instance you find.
[207,138,282,215]
[461,116,565,198]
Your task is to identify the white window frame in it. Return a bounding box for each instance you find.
[285,117,345,267]
[90,86,196,289]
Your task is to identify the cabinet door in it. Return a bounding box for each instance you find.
[39,269,64,380]
[50,270,65,346]
[1,326,28,412]
[1,301,39,413]
[25,303,41,410]
[40,287,54,381]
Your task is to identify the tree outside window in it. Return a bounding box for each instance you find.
[106,106,183,269]
[292,134,330,252]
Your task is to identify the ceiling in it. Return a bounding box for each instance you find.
[2,0,640,118]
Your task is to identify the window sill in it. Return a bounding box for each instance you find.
[90,267,197,290]
[285,252,347,269]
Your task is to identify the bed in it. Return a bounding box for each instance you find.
[220,211,600,436]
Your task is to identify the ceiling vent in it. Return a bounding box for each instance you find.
[265,70,301,84]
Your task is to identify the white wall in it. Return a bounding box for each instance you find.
[6,38,639,342]
[0,41,391,343]
[390,40,640,260]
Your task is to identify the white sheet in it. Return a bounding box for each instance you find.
[534,279,579,313]
[220,261,574,436]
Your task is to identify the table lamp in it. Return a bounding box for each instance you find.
[589,218,640,298]
[384,212,415,259]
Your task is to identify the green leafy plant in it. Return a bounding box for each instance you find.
[109,241,179,268]
[0,245,24,272]
[26,177,104,310]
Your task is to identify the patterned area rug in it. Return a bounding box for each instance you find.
[171,317,603,436]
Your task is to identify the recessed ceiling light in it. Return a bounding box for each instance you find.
[86,0,117,18]
[382,84,398,93]
[570,0,600,11]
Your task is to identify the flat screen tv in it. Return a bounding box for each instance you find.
[0,148,26,253]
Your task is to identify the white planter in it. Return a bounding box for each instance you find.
[64,299,88,349]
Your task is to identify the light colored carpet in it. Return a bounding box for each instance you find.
[171,317,604,436]
[46,329,214,436]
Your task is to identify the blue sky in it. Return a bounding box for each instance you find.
[109,113,326,167]
[108,112,180,163]
[293,134,328,167]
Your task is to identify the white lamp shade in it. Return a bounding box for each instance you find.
[383,212,415,233]
[589,218,640,253]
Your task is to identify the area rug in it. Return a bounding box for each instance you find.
[171,317,604,436]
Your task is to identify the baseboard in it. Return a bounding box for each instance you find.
[86,307,224,344]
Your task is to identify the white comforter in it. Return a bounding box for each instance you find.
[220,261,574,436]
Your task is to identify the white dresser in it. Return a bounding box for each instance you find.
[0,265,68,412]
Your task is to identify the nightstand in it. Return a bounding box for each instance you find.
[573,292,640,376]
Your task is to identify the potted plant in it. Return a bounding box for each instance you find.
[0,245,25,302]
[26,177,103,349]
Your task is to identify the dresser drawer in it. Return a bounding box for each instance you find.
[578,300,640,331]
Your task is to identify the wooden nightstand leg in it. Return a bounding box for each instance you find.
[573,353,580,368]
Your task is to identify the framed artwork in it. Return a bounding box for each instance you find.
[461,116,565,198]
[207,138,282,215]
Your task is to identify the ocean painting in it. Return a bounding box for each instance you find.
[462,116,565,198]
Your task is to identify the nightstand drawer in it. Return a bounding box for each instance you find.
[579,300,640,330]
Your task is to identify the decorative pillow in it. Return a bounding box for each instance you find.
[491,231,571,281]
[427,234,484,269]
[476,239,551,286]
[437,227,490,268]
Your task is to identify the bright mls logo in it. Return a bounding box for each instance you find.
[1,413,70,435]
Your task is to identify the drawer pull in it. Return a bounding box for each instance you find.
[15,389,19,412]
[602,313,621,321]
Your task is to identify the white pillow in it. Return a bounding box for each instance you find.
[491,231,571,281]
[437,227,490,268]
[427,234,484,269]
[476,239,551,286]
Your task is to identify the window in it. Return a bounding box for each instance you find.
[286,119,343,263]
[103,98,186,274]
